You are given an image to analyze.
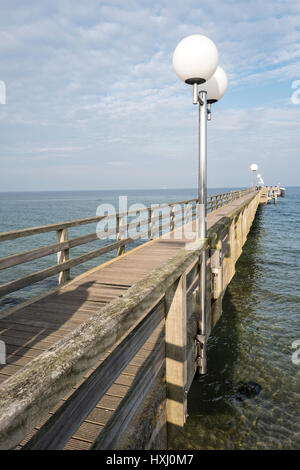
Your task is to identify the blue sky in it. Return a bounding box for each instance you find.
[1,0,300,191]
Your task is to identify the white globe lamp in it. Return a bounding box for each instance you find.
[172,34,218,85]
[250,163,259,188]
[198,66,228,103]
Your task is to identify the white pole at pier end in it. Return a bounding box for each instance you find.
[251,163,259,189]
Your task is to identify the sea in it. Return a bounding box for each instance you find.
[0,186,299,449]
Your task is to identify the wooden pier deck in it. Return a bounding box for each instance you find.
[0,189,263,450]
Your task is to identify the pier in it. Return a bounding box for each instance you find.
[0,187,282,450]
[259,186,283,204]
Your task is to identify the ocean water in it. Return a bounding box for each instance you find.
[0,186,299,450]
[172,186,300,450]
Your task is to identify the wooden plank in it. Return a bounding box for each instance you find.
[165,273,188,436]
[0,232,100,271]
[0,319,72,336]
[5,344,47,359]
[0,328,65,345]
[23,301,164,449]
[0,215,106,242]
[0,333,56,350]
[0,238,131,297]
[91,339,165,449]
[56,228,70,286]
[116,215,125,257]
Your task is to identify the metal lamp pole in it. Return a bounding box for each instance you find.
[173,35,228,375]
[252,170,256,189]
[194,85,208,374]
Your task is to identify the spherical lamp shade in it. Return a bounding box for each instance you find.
[173,34,218,85]
[198,66,228,103]
[257,174,261,178]
[250,163,258,171]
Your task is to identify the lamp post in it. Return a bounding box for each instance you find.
[173,34,227,374]
[257,175,264,187]
[250,163,258,189]
[257,174,263,187]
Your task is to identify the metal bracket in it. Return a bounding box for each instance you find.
[196,333,207,344]
[207,102,211,121]
[195,333,208,375]
[198,94,205,106]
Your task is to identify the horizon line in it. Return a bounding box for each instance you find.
[0,185,259,194]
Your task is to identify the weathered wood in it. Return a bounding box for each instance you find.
[0,241,204,450]
[116,215,125,257]
[56,228,70,286]
[91,339,165,450]
[23,302,165,449]
[0,230,113,271]
[0,215,107,242]
[0,228,151,298]
[170,207,175,232]
[0,239,128,297]
[165,273,188,434]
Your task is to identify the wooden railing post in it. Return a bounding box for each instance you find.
[170,206,175,232]
[165,273,187,442]
[148,208,154,240]
[56,228,70,286]
[116,215,125,256]
[159,211,163,238]
[184,203,191,225]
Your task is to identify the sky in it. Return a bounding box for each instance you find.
[0,0,300,191]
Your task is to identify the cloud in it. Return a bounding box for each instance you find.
[1,0,300,190]
[107,161,130,167]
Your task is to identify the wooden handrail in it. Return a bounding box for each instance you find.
[0,240,206,450]
[0,198,198,242]
[0,190,253,302]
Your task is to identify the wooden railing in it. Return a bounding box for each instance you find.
[0,189,252,302]
[0,240,206,450]
[0,189,259,450]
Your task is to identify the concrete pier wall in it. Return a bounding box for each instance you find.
[114,192,262,449]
